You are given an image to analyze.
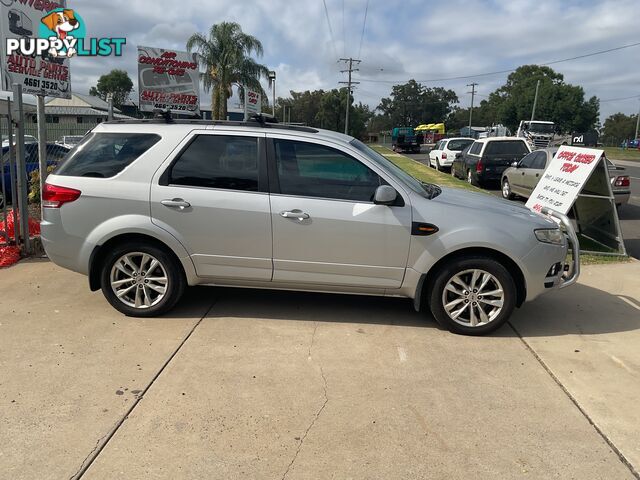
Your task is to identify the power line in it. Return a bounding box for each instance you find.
[321,0,338,58]
[357,0,370,60]
[355,41,640,84]
[599,94,640,103]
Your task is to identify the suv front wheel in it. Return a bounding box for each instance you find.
[429,256,516,335]
[100,242,185,317]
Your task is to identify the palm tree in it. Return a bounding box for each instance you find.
[187,22,269,120]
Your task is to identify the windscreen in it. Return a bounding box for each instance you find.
[447,139,473,151]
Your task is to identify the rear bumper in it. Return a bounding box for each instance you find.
[614,191,630,206]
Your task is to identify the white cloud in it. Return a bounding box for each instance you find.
[39,0,640,121]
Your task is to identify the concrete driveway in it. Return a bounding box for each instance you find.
[1,260,639,479]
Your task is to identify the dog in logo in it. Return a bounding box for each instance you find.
[41,9,80,57]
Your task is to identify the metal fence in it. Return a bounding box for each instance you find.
[1,94,81,253]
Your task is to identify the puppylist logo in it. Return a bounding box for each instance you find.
[5,7,125,58]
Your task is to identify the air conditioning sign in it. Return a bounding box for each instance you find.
[137,46,200,115]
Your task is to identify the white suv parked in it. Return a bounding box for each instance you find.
[41,118,579,335]
[428,137,474,171]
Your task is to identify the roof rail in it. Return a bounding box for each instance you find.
[103,116,319,133]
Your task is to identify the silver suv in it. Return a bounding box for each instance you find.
[41,119,579,335]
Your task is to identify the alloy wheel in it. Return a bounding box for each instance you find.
[502,179,511,198]
[109,252,168,309]
[467,170,473,184]
[441,269,505,327]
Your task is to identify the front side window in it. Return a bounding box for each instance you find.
[468,142,482,155]
[55,133,160,178]
[169,135,259,191]
[274,139,382,202]
[532,152,548,169]
[519,151,537,168]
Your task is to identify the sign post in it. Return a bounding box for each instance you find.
[36,95,46,211]
[137,46,200,116]
[243,87,261,121]
[526,145,626,255]
[11,83,30,255]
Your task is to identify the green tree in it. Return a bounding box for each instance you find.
[89,69,133,109]
[487,65,599,133]
[187,22,269,120]
[602,112,638,145]
[376,80,459,127]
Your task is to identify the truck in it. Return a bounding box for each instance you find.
[516,120,555,149]
[391,127,421,153]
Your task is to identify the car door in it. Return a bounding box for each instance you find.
[150,130,273,281]
[523,151,548,195]
[511,151,536,194]
[430,140,443,164]
[267,136,412,289]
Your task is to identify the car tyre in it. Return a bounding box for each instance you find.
[467,170,480,187]
[428,255,517,336]
[502,178,515,200]
[100,241,185,317]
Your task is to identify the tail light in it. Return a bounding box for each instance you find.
[441,152,447,160]
[476,158,483,173]
[42,183,81,208]
[613,176,630,188]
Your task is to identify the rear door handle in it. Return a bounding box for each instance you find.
[161,198,191,210]
[280,209,310,221]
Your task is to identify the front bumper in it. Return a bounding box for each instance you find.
[540,207,580,289]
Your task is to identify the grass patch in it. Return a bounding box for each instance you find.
[603,146,640,162]
[579,253,631,265]
[370,145,485,193]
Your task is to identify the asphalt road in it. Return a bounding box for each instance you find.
[404,149,640,259]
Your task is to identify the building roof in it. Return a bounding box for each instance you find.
[46,93,123,113]
[44,106,131,119]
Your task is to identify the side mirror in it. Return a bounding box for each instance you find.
[511,161,519,168]
[373,185,398,205]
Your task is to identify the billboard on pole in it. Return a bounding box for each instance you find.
[243,87,261,120]
[137,46,200,115]
[0,1,71,98]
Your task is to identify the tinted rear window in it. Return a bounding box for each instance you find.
[55,133,160,178]
[447,139,473,151]
[485,141,529,155]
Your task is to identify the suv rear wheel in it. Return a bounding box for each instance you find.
[100,242,185,317]
[428,256,516,335]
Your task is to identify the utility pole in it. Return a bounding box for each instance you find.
[635,99,640,140]
[531,79,540,121]
[467,83,478,133]
[339,57,361,135]
[268,71,276,117]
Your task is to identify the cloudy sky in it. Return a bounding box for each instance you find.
[70,0,639,121]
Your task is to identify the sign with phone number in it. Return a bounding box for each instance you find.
[525,145,604,215]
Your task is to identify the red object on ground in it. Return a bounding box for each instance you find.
[0,245,21,268]
[0,208,41,268]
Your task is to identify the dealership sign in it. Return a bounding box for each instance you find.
[526,146,604,215]
[137,46,200,115]
[0,1,71,97]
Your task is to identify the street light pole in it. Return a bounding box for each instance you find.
[268,71,276,117]
[467,83,478,133]
[531,79,540,122]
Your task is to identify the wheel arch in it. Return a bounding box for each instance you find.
[414,247,526,312]
[89,233,189,291]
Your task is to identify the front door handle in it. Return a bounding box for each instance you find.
[161,198,191,210]
[280,209,310,221]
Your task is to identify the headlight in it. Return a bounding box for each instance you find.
[535,228,564,245]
